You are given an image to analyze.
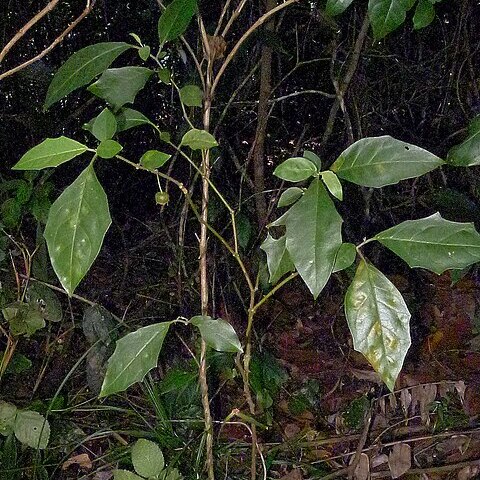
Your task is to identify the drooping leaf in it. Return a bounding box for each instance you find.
[0,402,17,436]
[14,410,50,449]
[260,234,295,284]
[100,322,171,397]
[447,116,480,166]
[326,0,355,16]
[13,137,88,170]
[413,0,435,29]
[274,157,318,182]
[284,178,343,298]
[368,0,416,39]
[332,242,356,273]
[278,187,304,207]
[97,140,123,159]
[345,259,411,391]
[88,67,153,110]
[140,150,171,170]
[181,129,218,150]
[91,108,117,141]
[116,108,151,132]
[190,316,243,353]
[302,150,322,170]
[374,213,480,274]
[158,0,198,46]
[44,164,111,295]
[44,42,131,110]
[330,136,443,187]
[321,170,343,201]
[179,84,203,107]
[131,439,165,478]
[114,470,143,480]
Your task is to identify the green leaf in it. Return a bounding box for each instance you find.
[374,212,480,274]
[345,260,411,391]
[100,322,171,397]
[13,137,88,170]
[138,45,151,61]
[140,150,171,170]
[97,140,123,159]
[14,410,50,449]
[260,234,295,284]
[284,179,343,298]
[129,33,143,46]
[274,157,318,182]
[92,108,117,142]
[278,187,304,207]
[190,316,243,353]
[114,470,144,480]
[332,242,356,273]
[158,68,171,85]
[413,0,435,29]
[44,42,131,110]
[116,108,151,132]
[3,302,45,336]
[320,171,343,201]
[0,402,17,436]
[330,136,443,187]
[88,67,153,110]
[44,164,111,295]
[181,129,218,150]
[158,0,198,46]
[131,439,165,478]
[302,150,322,170]
[179,84,203,107]
[326,0,355,16]
[447,116,480,166]
[368,0,416,39]
[3,352,32,375]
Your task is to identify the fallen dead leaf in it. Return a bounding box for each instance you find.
[353,453,370,480]
[388,443,411,479]
[457,465,480,480]
[62,453,92,471]
[279,468,303,480]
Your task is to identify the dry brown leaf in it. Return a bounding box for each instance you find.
[455,380,466,403]
[411,384,437,423]
[279,468,303,480]
[62,453,92,471]
[457,465,480,480]
[353,453,370,480]
[205,35,227,61]
[388,443,411,479]
[400,388,412,414]
[371,453,388,469]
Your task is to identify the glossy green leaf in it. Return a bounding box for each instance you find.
[330,136,443,187]
[284,179,343,298]
[326,0,355,16]
[13,137,88,170]
[158,0,198,46]
[260,234,295,284]
[0,402,17,436]
[274,157,318,182]
[181,129,218,150]
[131,439,165,478]
[88,67,153,110]
[138,45,151,61]
[303,150,322,170]
[190,316,243,353]
[116,108,151,132]
[114,470,143,480]
[332,242,356,273]
[374,213,480,274]
[140,150,171,170]
[278,187,304,208]
[92,108,117,142]
[14,410,50,449]
[179,84,203,107]
[100,322,171,397]
[345,260,411,391]
[97,140,123,159]
[44,164,111,295]
[447,116,480,166]
[368,0,416,39]
[413,0,435,29]
[45,42,131,110]
[321,170,343,200]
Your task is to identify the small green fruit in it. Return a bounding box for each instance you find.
[155,191,169,205]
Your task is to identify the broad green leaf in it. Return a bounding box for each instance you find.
[3,352,32,374]
[27,283,63,322]
[88,67,153,110]
[97,140,123,159]
[413,0,435,29]
[274,157,318,182]
[45,42,131,110]
[131,439,165,478]
[44,164,111,295]
[179,84,203,107]
[190,316,243,353]
[181,129,218,150]
[100,322,171,397]
[14,410,50,449]
[13,137,88,170]
[368,0,416,39]
[114,470,143,480]
[158,0,198,46]
[330,136,443,187]
[447,116,480,166]
[140,150,171,170]
[321,171,343,201]
[278,187,304,208]
[92,108,117,142]
[332,242,356,273]
[284,179,343,298]
[0,402,17,436]
[138,45,151,61]
[345,260,411,391]
[326,0,355,16]
[374,213,480,274]
[116,108,151,132]
[158,68,171,84]
[3,302,45,336]
[303,150,322,170]
[260,234,295,284]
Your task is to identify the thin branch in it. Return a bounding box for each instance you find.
[221,0,249,38]
[270,89,336,103]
